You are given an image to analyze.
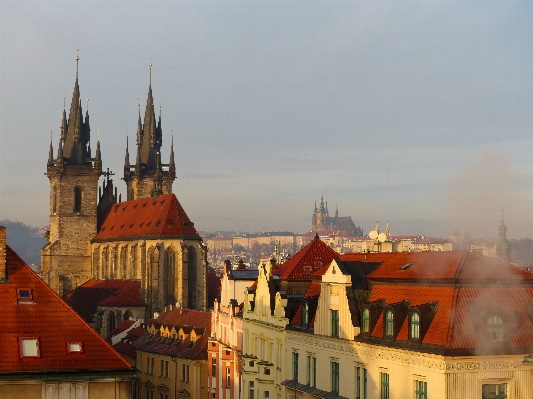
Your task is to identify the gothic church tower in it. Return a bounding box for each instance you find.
[123,65,176,200]
[41,57,102,296]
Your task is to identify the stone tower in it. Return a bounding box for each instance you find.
[123,66,176,200]
[41,58,102,296]
[496,208,511,262]
[312,196,328,231]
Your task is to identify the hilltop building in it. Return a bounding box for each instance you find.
[41,60,207,321]
[311,197,362,237]
[0,226,136,398]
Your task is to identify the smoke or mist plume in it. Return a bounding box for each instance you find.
[439,145,533,240]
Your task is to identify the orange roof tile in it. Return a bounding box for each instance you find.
[0,246,132,372]
[274,236,339,280]
[94,194,199,241]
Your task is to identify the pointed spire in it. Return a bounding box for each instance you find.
[385,222,390,238]
[48,131,54,165]
[375,221,380,235]
[152,151,163,200]
[169,134,175,178]
[60,109,67,141]
[95,129,102,172]
[124,136,131,173]
[57,136,63,162]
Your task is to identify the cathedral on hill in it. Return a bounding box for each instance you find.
[311,196,363,237]
[41,59,207,323]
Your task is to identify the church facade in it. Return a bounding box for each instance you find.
[311,196,363,237]
[41,60,207,317]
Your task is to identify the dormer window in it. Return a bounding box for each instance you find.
[302,303,308,327]
[67,342,84,353]
[17,288,33,302]
[20,338,40,358]
[362,308,370,333]
[487,315,503,342]
[385,310,394,336]
[410,312,420,339]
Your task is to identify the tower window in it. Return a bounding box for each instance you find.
[73,187,82,213]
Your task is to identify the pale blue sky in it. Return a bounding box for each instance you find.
[1,1,532,238]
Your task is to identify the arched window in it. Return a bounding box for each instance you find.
[187,246,197,309]
[362,308,370,333]
[302,302,308,327]
[108,311,116,337]
[487,315,503,342]
[167,249,176,306]
[73,187,82,213]
[52,187,57,214]
[385,310,394,336]
[410,312,420,339]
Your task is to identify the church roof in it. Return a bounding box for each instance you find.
[0,245,133,373]
[93,194,199,241]
[274,235,340,280]
[63,280,143,323]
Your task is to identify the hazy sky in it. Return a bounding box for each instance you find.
[1,1,532,239]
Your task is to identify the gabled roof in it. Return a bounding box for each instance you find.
[274,235,340,280]
[0,246,132,373]
[64,280,143,323]
[94,194,199,241]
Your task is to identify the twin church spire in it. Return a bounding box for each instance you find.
[48,57,176,202]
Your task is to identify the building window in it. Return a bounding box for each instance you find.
[164,360,169,378]
[264,391,269,399]
[362,308,370,333]
[302,302,308,326]
[385,310,394,336]
[380,372,389,399]
[249,381,255,399]
[415,380,427,399]
[482,384,507,399]
[487,315,504,342]
[363,368,368,399]
[160,359,164,377]
[182,363,190,383]
[292,352,299,381]
[20,338,40,358]
[211,357,216,376]
[331,310,339,337]
[73,187,82,213]
[331,361,340,392]
[226,368,231,387]
[306,355,311,385]
[312,356,317,387]
[410,312,420,339]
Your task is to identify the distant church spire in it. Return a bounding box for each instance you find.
[496,205,511,262]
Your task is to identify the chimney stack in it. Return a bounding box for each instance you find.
[0,226,6,282]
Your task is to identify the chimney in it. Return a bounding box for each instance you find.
[0,226,6,282]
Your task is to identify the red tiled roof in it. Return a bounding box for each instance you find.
[0,246,132,372]
[64,280,143,323]
[369,284,533,349]
[274,236,339,280]
[110,320,136,337]
[365,251,533,281]
[94,194,199,241]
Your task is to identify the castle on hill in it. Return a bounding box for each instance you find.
[311,196,362,237]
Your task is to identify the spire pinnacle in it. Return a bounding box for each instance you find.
[75,50,79,81]
[125,136,130,169]
[48,130,54,165]
[149,56,153,87]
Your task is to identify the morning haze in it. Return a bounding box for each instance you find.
[1,1,532,239]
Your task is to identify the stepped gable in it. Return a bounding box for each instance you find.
[94,193,199,241]
[0,246,132,372]
[63,280,142,323]
[274,234,340,280]
[366,252,533,351]
[135,307,211,360]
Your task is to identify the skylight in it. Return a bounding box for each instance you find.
[400,263,415,270]
[20,338,40,357]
